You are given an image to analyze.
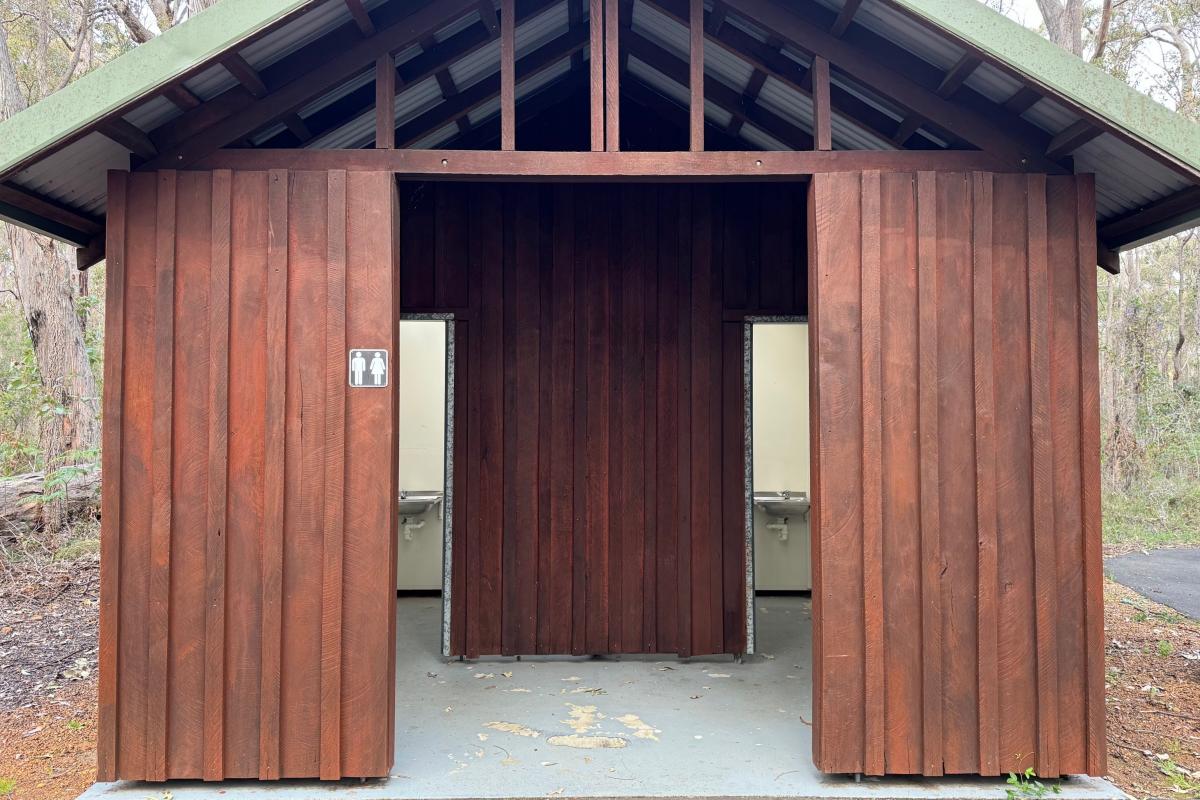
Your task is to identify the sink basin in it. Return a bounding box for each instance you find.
[398,490,443,517]
[753,491,810,520]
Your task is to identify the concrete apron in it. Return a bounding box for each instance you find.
[79,596,1126,800]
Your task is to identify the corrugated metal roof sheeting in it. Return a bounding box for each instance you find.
[13,132,128,215]
[242,0,354,70]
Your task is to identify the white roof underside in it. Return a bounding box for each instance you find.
[7,0,1193,227]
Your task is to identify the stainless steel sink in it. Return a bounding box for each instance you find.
[753,490,810,520]
[398,490,443,517]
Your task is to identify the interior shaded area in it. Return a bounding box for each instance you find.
[399,182,806,658]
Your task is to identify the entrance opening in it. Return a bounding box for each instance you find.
[388,183,827,798]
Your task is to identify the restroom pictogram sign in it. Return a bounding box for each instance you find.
[349,349,388,388]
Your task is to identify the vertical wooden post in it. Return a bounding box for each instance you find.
[605,0,620,151]
[689,0,704,151]
[590,0,604,151]
[375,55,395,149]
[812,56,832,151]
[500,0,516,151]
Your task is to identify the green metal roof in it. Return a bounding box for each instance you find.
[0,0,315,178]
[890,0,1200,178]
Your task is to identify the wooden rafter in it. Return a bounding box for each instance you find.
[727,69,767,136]
[283,114,313,143]
[590,0,604,150]
[1098,185,1200,249]
[139,0,482,170]
[640,0,939,150]
[259,0,556,150]
[625,31,813,149]
[719,0,1063,171]
[830,0,863,37]
[162,84,202,111]
[1003,85,1042,115]
[1045,118,1101,160]
[97,117,158,159]
[0,182,102,247]
[345,0,375,36]
[394,27,587,148]
[935,53,981,99]
[221,53,268,99]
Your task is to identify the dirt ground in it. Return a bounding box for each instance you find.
[0,559,1196,800]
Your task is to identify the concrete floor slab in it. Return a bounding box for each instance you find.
[80,596,1125,800]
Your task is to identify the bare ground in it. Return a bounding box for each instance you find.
[0,565,1195,800]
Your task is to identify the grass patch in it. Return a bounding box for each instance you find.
[53,536,99,562]
[0,778,14,796]
[1103,477,1200,550]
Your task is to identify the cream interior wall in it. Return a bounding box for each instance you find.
[396,320,447,591]
[752,323,811,591]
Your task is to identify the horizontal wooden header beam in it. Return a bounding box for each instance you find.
[189,148,1030,179]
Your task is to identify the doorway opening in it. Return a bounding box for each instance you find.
[395,315,455,657]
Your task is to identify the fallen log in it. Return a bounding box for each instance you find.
[0,464,101,539]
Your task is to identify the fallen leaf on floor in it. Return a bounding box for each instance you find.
[502,671,513,678]
[505,687,531,693]
[708,673,731,678]
[477,733,489,741]
[561,676,582,682]
[615,713,660,741]
[547,734,628,749]
[563,703,603,733]
[475,672,495,679]
[568,686,606,695]
[485,721,542,738]
[548,788,565,796]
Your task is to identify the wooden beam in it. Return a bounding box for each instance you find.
[162,84,202,111]
[76,236,105,271]
[1097,240,1120,275]
[221,53,269,99]
[689,0,704,151]
[479,0,500,35]
[605,0,621,151]
[719,0,1063,172]
[1098,185,1200,249]
[641,0,934,151]
[625,32,813,148]
[1045,119,1101,160]
[192,147,1028,177]
[1003,85,1041,116]
[892,114,923,147]
[0,182,103,236]
[140,0,480,170]
[97,118,158,159]
[727,69,767,136]
[830,0,863,36]
[590,0,604,150]
[935,53,980,98]
[500,0,516,150]
[394,28,587,147]
[345,0,375,36]
[376,55,396,148]
[283,114,313,143]
[811,55,831,150]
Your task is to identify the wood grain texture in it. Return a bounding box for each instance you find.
[808,171,1106,777]
[98,169,396,781]
[409,183,804,656]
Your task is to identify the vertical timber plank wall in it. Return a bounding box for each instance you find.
[808,171,1106,778]
[99,169,398,782]
[402,183,806,656]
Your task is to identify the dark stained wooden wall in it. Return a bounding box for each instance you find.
[401,182,807,656]
[99,169,399,782]
[808,171,1105,778]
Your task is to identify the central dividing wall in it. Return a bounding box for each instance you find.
[400,183,806,657]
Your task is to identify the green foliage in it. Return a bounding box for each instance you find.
[0,304,50,475]
[1005,768,1062,800]
[0,778,13,796]
[1157,639,1174,657]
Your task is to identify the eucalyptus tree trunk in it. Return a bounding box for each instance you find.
[0,18,101,539]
